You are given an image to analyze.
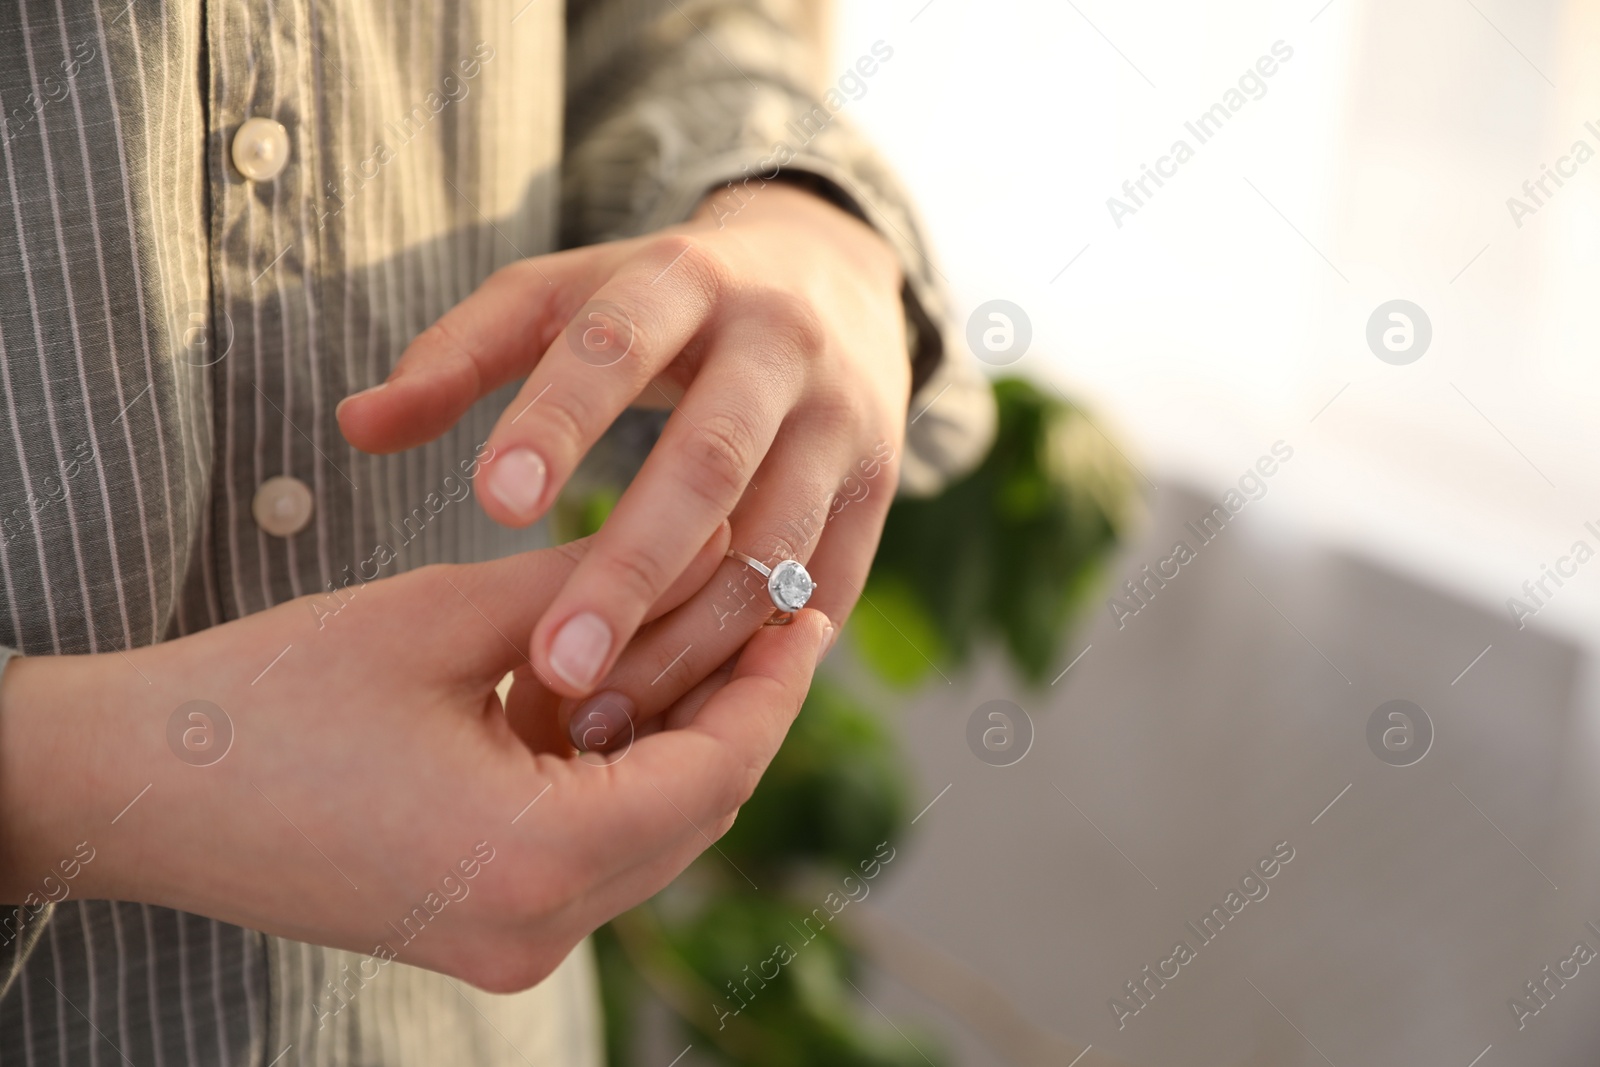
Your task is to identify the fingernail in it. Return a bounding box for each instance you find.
[549,611,612,690]
[484,448,547,522]
[568,691,635,751]
[816,623,836,667]
[334,381,387,418]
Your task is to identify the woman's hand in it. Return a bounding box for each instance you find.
[0,535,831,992]
[337,183,910,698]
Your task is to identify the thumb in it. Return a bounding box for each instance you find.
[336,244,613,455]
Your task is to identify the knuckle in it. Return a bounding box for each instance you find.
[803,379,860,428]
[644,234,729,301]
[707,777,746,824]
[708,809,740,842]
[769,504,825,558]
[754,290,828,363]
[601,542,670,607]
[731,756,766,810]
[678,412,754,508]
[552,539,588,568]
[646,641,696,689]
[696,408,758,471]
[416,318,485,392]
[462,947,564,994]
[708,750,766,817]
[527,389,591,458]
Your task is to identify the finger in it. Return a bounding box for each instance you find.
[472,235,731,529]
[644,518,732,627]
[530,323,803,694]
[335,246,616,454]
[526,789,740,967]
[438,517,729,685]
[565,653,737,755]
[555,423,850,733]
[660,655,737,732]
[547,786,748,955]
[495,613,825,942]
[608,609,832,832]
[789,438,900,627]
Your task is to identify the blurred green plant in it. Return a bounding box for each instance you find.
[566,376,1135,1066]
[856,377,1136,686]
[596,676,933,1067]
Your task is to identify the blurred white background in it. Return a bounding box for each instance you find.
[815,3,1600,1065]
[835,0,1600,641]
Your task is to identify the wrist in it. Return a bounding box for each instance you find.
[693,178,893,259]
[690,176,902,297]
[0,651,128,904]
[690,174,831,227]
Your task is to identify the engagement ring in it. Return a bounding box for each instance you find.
[727,549,815,613]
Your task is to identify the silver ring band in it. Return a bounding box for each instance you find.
[726,550,772,578]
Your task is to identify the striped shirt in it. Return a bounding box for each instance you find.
[0,0,991,1062]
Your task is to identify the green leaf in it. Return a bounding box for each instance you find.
[550,485,619,543]
[641,892,947,1067]
[845,574,948,689]
[718,677,908,878]
[870,376,1135,686]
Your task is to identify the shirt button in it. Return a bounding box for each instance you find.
[231,117,290,181]
[252,476,314,537]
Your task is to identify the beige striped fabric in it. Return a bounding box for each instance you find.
[0,0,990,1062]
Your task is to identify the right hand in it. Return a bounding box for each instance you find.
[0,538,831,992]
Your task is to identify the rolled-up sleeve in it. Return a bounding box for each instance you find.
[562,0,995,495]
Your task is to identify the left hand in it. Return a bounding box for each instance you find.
[0,531,830,993]
[338,183,910,700]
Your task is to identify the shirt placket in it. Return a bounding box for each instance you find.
[205,0,334,619]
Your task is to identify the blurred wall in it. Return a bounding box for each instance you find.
[835,0,1600,638]
[861,484,1598,1066]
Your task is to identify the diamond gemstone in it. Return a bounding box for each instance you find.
[768,559,815,612]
